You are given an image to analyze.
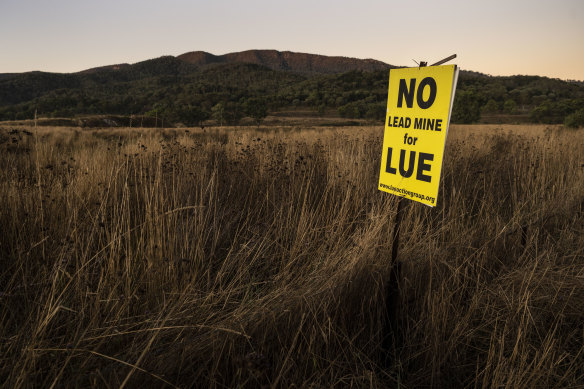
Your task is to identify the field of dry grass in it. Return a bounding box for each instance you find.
[0,123,583,388]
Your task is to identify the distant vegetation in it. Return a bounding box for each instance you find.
[1,53,583,127]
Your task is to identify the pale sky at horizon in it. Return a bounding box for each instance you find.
[1,0,583,80]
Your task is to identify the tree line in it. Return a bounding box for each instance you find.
[0,57,583,127]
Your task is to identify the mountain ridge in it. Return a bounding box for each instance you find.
[70,49,393,76]
[176,49,392,74]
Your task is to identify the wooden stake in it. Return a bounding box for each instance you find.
[383,197,406,363]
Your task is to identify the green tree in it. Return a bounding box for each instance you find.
[482,99,499,114]
[175,104,209,127]
[564,108,584,128]
[338,102,365,119]
[211,102,225,126]
[224,102,243,125]
[365,103,386,121]
[452,90,481,124]
[145,104,164,127]
[244,98,268,127]
[503,99,517,114]
[530,102,551,123]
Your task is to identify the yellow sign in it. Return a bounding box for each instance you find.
[378,64,459,206]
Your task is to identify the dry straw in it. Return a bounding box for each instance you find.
[0,124,582,387]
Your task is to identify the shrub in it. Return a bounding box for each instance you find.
[564,108,584,128]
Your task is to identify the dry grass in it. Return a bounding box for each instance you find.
[0,124,583,388]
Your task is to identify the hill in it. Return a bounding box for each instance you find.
[0,50,583,127]
[177,49,392,74]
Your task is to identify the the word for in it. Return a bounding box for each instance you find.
[403,133,417,145]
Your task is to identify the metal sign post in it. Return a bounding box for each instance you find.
[382,54,457,364]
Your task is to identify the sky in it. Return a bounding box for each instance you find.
[1,0,583,80]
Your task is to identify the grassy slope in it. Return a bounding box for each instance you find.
[0,124,583,387]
